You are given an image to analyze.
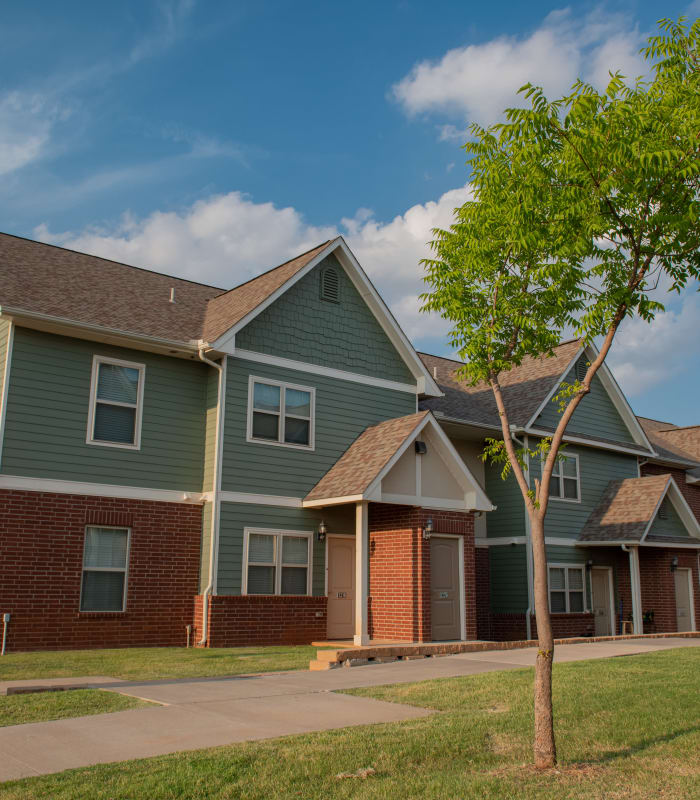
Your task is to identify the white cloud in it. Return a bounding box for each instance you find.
[607,292,700,396]
[392,7,647,126]
[36,187,470,347]
[0,92,69,175]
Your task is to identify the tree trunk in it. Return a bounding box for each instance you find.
[530,513,556,768]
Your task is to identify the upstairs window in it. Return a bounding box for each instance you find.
[548,564,585,613]
[548,454,580,502]
[243,529,312,595]
[247,377,315,449]
[87,356,145,449]
[80,527,130,611]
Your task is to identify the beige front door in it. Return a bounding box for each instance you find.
[591,568,613,636]
[674,568,693,632]
[327,536,355,639]
[430,536,461,641]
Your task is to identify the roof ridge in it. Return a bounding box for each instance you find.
[207,239,334,301]
[657,424,700,432]
[0,230,226,291]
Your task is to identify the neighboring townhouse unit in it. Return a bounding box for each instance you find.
[419,343,700,641]
[0,233,491,652]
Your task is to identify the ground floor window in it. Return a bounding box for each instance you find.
[548,564,585,613]
[243,528,312,596]
[80,526,130,611]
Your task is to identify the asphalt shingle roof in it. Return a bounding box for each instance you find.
[577,474,671,543]
[305,412,428,502]
[637,417,700,467]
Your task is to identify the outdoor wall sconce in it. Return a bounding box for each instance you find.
[422,518,433,539]
[317,521,327,543]
[586,559,594,572]
[670,556,679,572]
[415,440,427,455]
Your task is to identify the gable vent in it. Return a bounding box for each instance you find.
[658,500,668,520]
[575,358,588,383]
[320,267,340,303]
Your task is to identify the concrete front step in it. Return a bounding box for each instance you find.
[310,631,700,670]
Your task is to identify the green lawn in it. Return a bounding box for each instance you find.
[2,648,698,799]
[0,645,317,682]
[0,689,148,728]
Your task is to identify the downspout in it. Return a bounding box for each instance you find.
[621,544,642,634]
[512,429,534,640]
[198,344,226,646]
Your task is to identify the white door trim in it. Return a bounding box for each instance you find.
[676,567,696,632]
[591,566,615,636]
[430,533,466,641]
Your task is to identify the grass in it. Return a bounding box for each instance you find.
[0,689,148,728]
[1,648,698,799]
[0,645,317,682]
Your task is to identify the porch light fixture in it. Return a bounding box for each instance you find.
[415,440,427,455]
[422,518,433,539]
[586,559,594,572]
[670,556,679,572]
[317,521,327,543]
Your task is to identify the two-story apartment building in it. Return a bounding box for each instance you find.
[1,232,697,653]
[0,233,491,652]
[421,343,700,641]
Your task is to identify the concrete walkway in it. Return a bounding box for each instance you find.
[1,637,697,782]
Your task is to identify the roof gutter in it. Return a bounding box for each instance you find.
[0,305,200,355]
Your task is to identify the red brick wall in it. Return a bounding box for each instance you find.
[0,489,202,652]
[641,464,700,524]
[488,613,594,640]
[367,505,476,642]
[638,547,700,632]
[198,594,327,647]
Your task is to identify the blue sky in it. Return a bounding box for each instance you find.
[2,0,699,424]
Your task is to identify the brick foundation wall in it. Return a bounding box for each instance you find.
[199,594,327,647]
[641,464,700,524]
[0,489,203,652]
[367,505,476,642]
[488,613,595,640]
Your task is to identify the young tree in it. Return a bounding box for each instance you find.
[422,18,700,768]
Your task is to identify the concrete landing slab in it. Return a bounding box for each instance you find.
[0,675,126,696]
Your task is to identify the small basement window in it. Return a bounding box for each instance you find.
[80,527,130,612]
[320,266,340,303]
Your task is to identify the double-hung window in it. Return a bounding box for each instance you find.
[548,565,585,613]
[243,529,312,596]
[87,356,145,449]
[548,454,580,502]
[80,527,130,611]
[247,377,314,449]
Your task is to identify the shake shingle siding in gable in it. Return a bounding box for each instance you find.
[221,356,416,497]
[534,356,635,444]
[2,327,207,491]
[235,255,415,384]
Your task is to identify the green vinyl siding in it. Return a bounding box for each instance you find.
[535,355,635,444]
[217,502,355,595]
[530,443,639,542]
[235,254,415,384]
[222,356,416,496]
[2,327,207,491]
[648,498,690,538]
[484,464,525,539]
[202,367,219,491]
[200,502,213,593]
[0,319,10,456]
[489,545,528,613]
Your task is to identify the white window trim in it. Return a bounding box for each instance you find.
[246,375,315,451]
[241,527,313,596]
[86,355,145,450]
[548,563,586,614]
[79,525,131,613]
[547,452,581,504]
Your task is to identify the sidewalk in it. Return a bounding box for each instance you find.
[2,637,698,782]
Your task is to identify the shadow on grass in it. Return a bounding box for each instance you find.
[579,723,700,766]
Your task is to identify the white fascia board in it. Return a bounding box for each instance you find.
[0,306,199,357]
[218,491,303,508]
[302,494,366,508]
[524,427,653,458]
[0,320,15,470]
[231,348,417,394]
[475,536,527,546]
[0,474,204,504]
[640,476,671,542]
[688,473,700,485]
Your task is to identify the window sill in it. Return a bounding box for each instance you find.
[77,611,128,618]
